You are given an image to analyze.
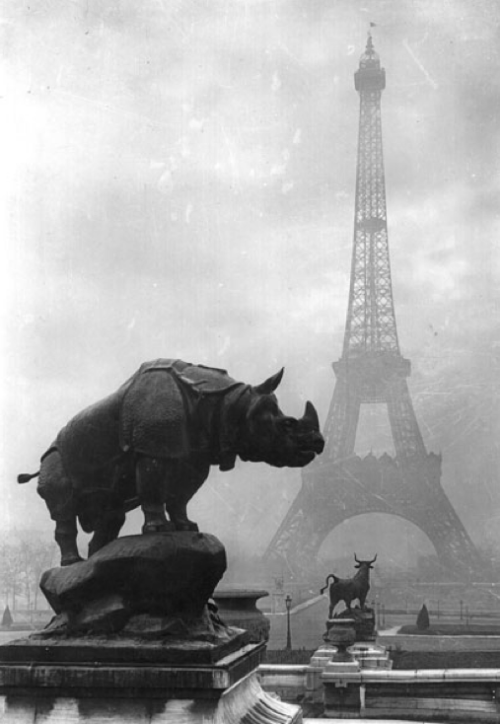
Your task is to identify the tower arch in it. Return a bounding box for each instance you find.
[318,512,435,570]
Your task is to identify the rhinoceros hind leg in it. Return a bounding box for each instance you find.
[88,509,126,557]
[55,520,83,567]
[37,451,82,566]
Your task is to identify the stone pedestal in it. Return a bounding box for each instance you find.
[0,533,302,723]
[305,644,337,703]
[0,640,302,723]
[319,614,393,717]
[320,618,361,718]
[322,656,361,718]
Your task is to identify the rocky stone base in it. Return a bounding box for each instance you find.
[38,532,231,640]
[35,602,242,650]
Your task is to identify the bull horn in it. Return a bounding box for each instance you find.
[302,401,320,430]
[369,553,378,564]
[354,553,360,564]
[254,367,284,395]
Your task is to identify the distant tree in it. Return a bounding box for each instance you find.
[27,539,57,611]
[0,540,24,610]
[416,603,430,630]
[0,532,56,612]
[17,539,54,612]
[1,605,12,627]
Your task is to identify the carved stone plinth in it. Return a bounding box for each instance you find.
[0,641,302,723]
[0,531,302,723]
[320,618,361,717]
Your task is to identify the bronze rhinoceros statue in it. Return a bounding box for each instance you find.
[19,359,324,566]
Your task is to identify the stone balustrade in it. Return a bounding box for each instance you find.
[259,663,500,721]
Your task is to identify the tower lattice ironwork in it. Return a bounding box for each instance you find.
[265,36,482,578]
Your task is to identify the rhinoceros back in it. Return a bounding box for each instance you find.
[55,360,243,488]
[120,360,189,459]
[120,359,242,460]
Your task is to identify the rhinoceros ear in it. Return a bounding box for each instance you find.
[253,367,284,396]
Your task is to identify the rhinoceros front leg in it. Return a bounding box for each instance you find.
[136,455,171,534]
[165,496,199,532]
[164,459,209,532]
[136,456,207,533]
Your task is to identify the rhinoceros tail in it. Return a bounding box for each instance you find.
[17,471,40,484]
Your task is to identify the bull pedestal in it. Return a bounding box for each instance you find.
[321,618,361,718]
[0,533,301,724]
[333,605,377,642]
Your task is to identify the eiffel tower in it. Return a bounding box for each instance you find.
[266,35,482,579]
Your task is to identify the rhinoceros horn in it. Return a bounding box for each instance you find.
[302,400,320,431]
[253,367,285,395]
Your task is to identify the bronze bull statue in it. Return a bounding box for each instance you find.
[19,359,324,566]
[320,554,377,617]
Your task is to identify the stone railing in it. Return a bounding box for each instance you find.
[258,664,500,721]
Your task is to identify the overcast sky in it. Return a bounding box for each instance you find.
[1,0,499,572]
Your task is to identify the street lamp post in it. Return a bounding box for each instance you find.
[285,594,292,650]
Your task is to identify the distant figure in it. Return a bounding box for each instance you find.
[416,603,430,630]
[2,605,13,628]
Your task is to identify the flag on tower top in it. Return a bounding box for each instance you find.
[370,22,377,27]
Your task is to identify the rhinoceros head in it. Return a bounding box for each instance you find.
[237,368,325,468]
